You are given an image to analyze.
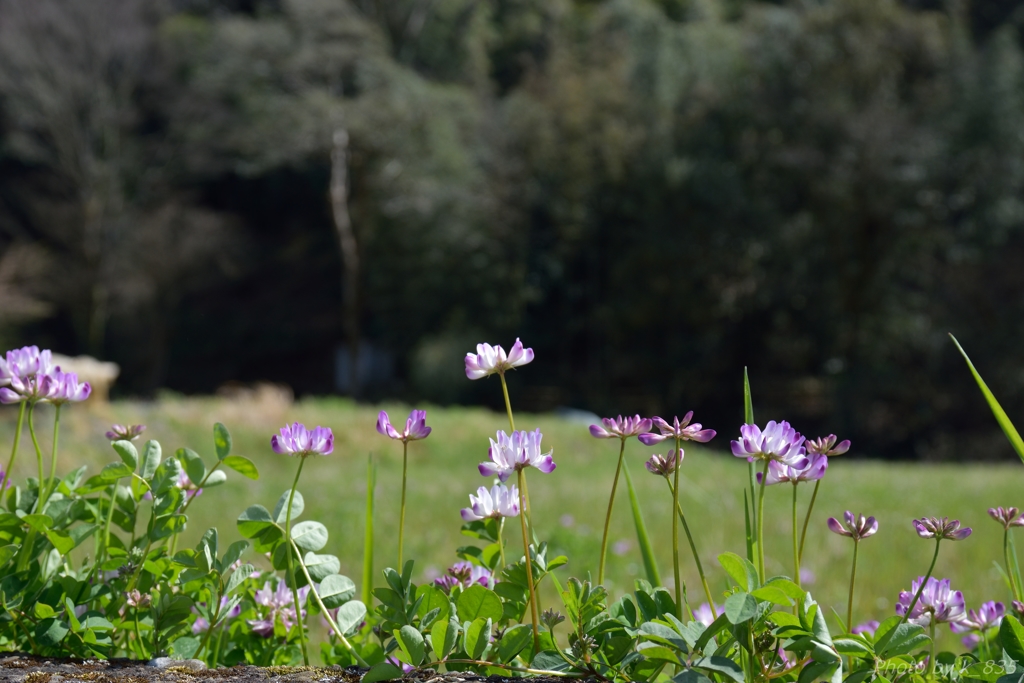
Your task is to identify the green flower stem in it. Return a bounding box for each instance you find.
[928,621,936,679]
[28,403,45,511]
[134,611,147,659]
[847,540,859,631]
[196,588,223,661]
[517,467,540,653]
[671,436,683,620]
[598,438,627,586]
[797,479,821,562]
[284,456,309,666]
[44,405,61,507]
[792,483,801,589]
[498,517,507,568]
[665,479,716,619]
[1006,529,1021,601]
[398,439,408,567]
[290,537,370,667]
[897,539,942,627]
[498,372,515,432]
[362,453,376,606]
[3,401,25,482]
[756,459,770,583]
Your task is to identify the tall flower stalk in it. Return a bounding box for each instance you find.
[640,413,715,619]
[271,422,335,666]
[376,410,431,566]
[756,453,827,586]
[989,507,1024,601]
[797,435,850,562]
[589,415,652,585]
[828,512,879,629]
[731,421,807,583]
[896,517,972,628]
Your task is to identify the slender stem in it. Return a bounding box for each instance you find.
[847,540,859,631]
[1007,529,1022,601]
[134,611,147,659]
[757,459,769,583]
[598,438,627,586]
[928,621,936,679]
[290,537,369,667]
[671,437,683,620]
[3,402,25,483]
[28,403,45,512]
[398,440,409,567]
[10,609,39,654]
[498,517,507,569]
[748,460,758,565]
[45,405,61,506]
[666,479,716,619]
[792,483,801,588]
[362,453,376,606]
[898,539,942,627]
[517,468,540,652]
[196,589,223,661]
[498,372,515,432]
[284,456,309,666]
[798,479,821,562]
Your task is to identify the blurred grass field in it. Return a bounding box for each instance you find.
[1,392,1020,650]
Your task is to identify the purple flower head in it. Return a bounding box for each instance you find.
[376,410,431,443]
[248,580,308,637]
[461,483,520,521]
[827,511,879,541]
[644,449,682,477]
[758,453,828,486]
[465,338,534,380]
[0,373,49,404]
[41,368,91,405]
[106,424,146,441]
[638,412,716,446]
[989,507,1024,530]
[851,620,880,637]
[805,434,851,457]
[125,589,151,609]
[175,470,203,500]
[0,346,53,386]
[589,415,653,439]
[433,575,460,593]
[271,422,334,457]
[951,601,1004,634]
[913,516,972,541]
[961,633,983,650]
[192,596,240,634]
[693,603,721,627]
[730,421,807,466]
[896,576,966,626]
[478,429,555,481]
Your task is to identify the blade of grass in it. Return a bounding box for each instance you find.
[623,460,661,587]
[950,334,1024,464]
[362,452,377,606]
[744,368,757,565]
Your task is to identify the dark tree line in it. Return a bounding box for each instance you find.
[2,0,1024,460]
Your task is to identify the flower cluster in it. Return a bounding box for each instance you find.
[0,346,91,405]
[434,561,492,593]
[758,453,827,485]
[465,338,534,380]
[461,483,520,521]
[248,580,310,637]
[644,449,681,477]
[639,413,716,445]
[913,516,972,541]
[271,423,334,457]
[377,410,431,442]
[479,429,555,481]
[730,420,807,466]
[828,512,879,540]
[896,576,966,626]
[589,415,652,439]
[988,506,1024,530]
[106,424,146,441]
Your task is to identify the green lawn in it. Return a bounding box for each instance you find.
[1,394,1019,651]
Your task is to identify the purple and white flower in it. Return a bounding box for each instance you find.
[638,412,715,446]
[478,429,555,482]
[913,516,972,541]
[0,346,53,386]
[461,483,520,521]
[827,512,879,541]
[644,449,682,477]
[988,507,1024,530]
[589,415,653,440]
[758,453,827,485]
[41,368,91,405]
[805,434,851,456]
[950,601,1004,634]
[271,423,334,458]
[106,424,146,441]
[730,421,807,467]
[434,561,492,593]
[248,580,310,637]
[465,339,534,380]
[693,602,721,627]
[192,596,242,634]
[376,410,431,443]
[176,471,203,500]
[896,576,966,626]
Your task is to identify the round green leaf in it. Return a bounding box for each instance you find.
[319,574,356,608]
[291,520,328,552]
[457,584,503,622]
[273,490,304,523]
[334,600,367,635]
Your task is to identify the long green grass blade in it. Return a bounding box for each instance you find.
[743,368,758,565]
[623,461,661,587]
[950,334,1024,464]
[361,452,377,606]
